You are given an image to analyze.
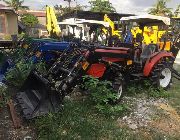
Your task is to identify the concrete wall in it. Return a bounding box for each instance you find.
[6,12,18,35]
[0,12,6,38]
[38,16,46,26]
[0,11,18,39]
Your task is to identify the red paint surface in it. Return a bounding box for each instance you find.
[87,63,106,78]
[95,48,129,54]
[143,52,174,76]
[102,57,124,62]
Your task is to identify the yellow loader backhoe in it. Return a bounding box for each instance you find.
[103,14,121,38]
[46,6,61,36]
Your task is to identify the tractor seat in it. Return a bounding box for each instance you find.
[95,47,133,59]
[140,44,158,62]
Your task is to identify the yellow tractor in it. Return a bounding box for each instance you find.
[131,26,170,50]
[102,14,171,50]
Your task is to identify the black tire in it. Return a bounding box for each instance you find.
[112,72,124,102]
[150,59,173,89]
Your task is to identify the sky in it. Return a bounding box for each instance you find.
[1,0,179,14]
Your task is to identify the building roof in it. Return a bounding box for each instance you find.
[58,10,134,22]
[18,10,46,17]
[0,6,17,15]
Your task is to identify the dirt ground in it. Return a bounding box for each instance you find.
[1,96,180,140]
[0,106,36,140]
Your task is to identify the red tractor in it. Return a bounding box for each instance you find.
[16,16,180,119]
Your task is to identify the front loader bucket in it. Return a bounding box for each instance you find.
[16,71,63,119]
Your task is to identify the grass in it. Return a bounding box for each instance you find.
[34,65,180,140]
[35,99,174,140]
[168,65,180,114]
[35,99,133,140]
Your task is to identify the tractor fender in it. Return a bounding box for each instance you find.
[143,52,174,77]
[87,63,106,78]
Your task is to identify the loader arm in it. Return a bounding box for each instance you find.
[46,6,61,36]
[104,14,121,38]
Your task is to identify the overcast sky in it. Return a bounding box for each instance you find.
[1,0,179,14]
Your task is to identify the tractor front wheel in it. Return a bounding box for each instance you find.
[150,61,172,89]
[112,73,124,102]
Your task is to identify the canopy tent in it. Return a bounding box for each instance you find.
[58,10,134,22]
[120,14,171,26]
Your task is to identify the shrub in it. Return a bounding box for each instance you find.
[0,85,9,108]
[5,59,34,87]
[21,13,39,28]
[5,59,47,88]
[83,76,127,115]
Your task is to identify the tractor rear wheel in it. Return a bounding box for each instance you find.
[150,60,172,89]
[112,73,124,102]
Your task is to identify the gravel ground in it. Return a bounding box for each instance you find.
[117,97,168,129]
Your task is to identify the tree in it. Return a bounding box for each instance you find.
[54,4,84,15]
[21,14,39,36]
[21,14,39,27]
[174,4,180,17]
[64,0,75,11]
[148,0,172,16]
[3,0,29,11]
[89,0,116,13]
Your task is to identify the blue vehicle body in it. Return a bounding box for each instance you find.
[0,41,72,82]
[31,41,71,62]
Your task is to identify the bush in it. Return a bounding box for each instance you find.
[5,59,47,88]
[126,80,169,98]
[5,59,34,87]
[0,85,9,108]
[83,76,127,115]
[21,13,39,28]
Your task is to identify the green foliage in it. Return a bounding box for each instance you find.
[126,80,169,98]
[83,76,127,114]
[34,76,180,140]
[148,87,170,98]
[21,14,39,27]
[148,0,172,16]
[0,85,9,108]
[5,58,47,88]
[5,59,34,87]
[89,0,116,13]
[55,4,84,15]
[3,0,29,11]
[35,99,132,140]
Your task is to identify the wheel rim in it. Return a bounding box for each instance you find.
[116,83,122,99]
[159,68,172,88]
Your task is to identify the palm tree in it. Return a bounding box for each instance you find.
[3,0,29,11]
[148,0,172,16]
[64,0,75,11]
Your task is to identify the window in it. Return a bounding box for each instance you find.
[0,15,5,33]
